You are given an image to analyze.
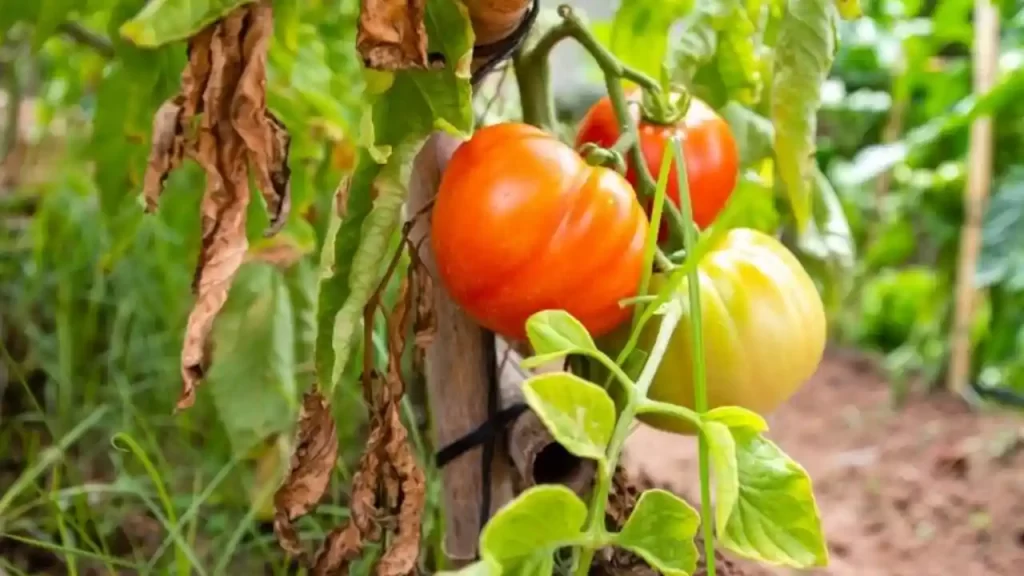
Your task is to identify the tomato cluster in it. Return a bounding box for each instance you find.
[431,94,824,430]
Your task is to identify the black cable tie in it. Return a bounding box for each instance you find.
[434,403,529,469]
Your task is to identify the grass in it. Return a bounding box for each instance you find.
[0,141,346,575]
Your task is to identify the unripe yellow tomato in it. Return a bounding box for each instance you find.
[620,228,827,435]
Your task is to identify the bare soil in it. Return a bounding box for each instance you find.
[624,347,1024,576]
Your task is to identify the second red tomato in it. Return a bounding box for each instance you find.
[574,91,739,230]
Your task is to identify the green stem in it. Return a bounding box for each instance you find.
[575,300,684,576]
[512,47,557,131]
[671,138,716,576]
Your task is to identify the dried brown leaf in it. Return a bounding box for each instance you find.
[273,389,339,558]
[312,524,364,575]
[232,1,291,235]
[142,97,186,212]
[308,273,427,575]
[377,387,426,576]
[357,0,431,70]
[409,252,436,353]
[137,1,293,410]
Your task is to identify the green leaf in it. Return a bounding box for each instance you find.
[703,421,739,535]
[720,103,775,169]
[525,310,597,358]
[607,0,694,80]
[120,0,257,47]
[284,258,317,380]
[720,428,829,568]
[771,0,838,233]
[480,485,587,563]
[206,262,299,455]
[370,0,475,145]
[704,406,768,432]
[978,169,1024,290]
[795,167,855,270]
[522,373,616,460]
[670,0,761,106]
[316,142,422,392]
[838,67,1024,187]
[615,489,700,576]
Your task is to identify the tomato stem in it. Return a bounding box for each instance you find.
[512,44,556,131]
[575,300,684,576]
[579,142,627,174]
[671,137,716,576]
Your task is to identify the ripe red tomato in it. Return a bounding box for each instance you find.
[431,123,650,340]
[574,91,739,230]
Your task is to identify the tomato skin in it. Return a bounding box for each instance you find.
[574,92,739,231]
[607,228,826,435]
[431,122,650,340]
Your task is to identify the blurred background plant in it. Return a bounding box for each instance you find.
[2,0,1024,573]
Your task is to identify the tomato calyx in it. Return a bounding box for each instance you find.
[637,84,692,127]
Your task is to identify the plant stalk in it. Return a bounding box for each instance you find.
[672,138,715,576]
[574,300,684,576]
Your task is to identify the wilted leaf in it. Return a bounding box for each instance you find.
[313,278,426,575]
[357,0,431,70]
[771,0,838,232]
[142,97,186,212]
[120,0,257,47]
[137,2,293,409]
[273,389,338,558]
[232,6,292,235]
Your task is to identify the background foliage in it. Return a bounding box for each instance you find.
[2,0,1023,573]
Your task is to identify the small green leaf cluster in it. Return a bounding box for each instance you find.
[444,307,827,576]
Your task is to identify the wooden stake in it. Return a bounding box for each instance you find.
[496,338,596,496]
[948,0,1000,394]
[407,133,517,565]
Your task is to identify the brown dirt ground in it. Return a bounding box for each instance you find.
[624,347,1024,576]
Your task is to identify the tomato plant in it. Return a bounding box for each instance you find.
[431,122,649,340]
[574,90,739,231]
[2,0,851,573]
[622,228,827,435]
